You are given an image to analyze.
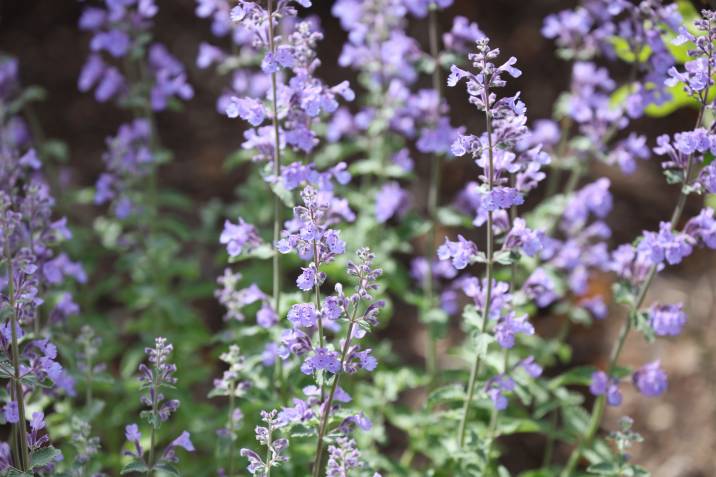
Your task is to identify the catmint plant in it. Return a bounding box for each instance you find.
[208,345,251,476]
[1,54,81,474]
[122,337,194,475]
[443,36,550,472]
[552,6,716,476]
[77,4,212,471]
[3,1,715,476]
[239,409,289,476]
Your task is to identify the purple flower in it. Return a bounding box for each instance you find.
[225,96,266,126]
[261,46,296,73]
[296,266,317,291]
[637,222,693,266]
[443,16,485,53]
[667,57,713,95]
[520,356,543,378]
[590,371,622,406]
[609,243,654,285]
[437,235,478,270]
[503,218,543,256]
[171,431,195,452]
[495,312,534,348]
[3,401,18,424]
[90,29,130,58]
[256,303,278,328]
[632,361,668,397]
[609,133,649,174]
[220,217,261,257]
[327,437,363,476]
[344,347,377,373]
[685,208,716,249]
[94,66,124,102]
[196,42,224,69]
[562,179,612,233]
[125,423,141,443]
[649,303,687,337]
[462,277,512,319]
[301,347,341,375]
[78,54,106,92]
[375,182,410,223]
[483,187,524,211]
[580,296,607,320]
[523,268,557,308]
[485,375,515,410]
[287,303,317,328]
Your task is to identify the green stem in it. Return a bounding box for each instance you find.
[458,84,496,448]
[265,0,285,404]
[5,237,30,471]
[422,3,444,388]
[265,421,273,477]
[312,309,358,477]
[311,238,326,402]
[560,94,707,476]
[267,0,283,323]
[227,387,236,477]
[147,368,159,476]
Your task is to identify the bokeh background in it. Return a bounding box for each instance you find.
[1,1,715,475]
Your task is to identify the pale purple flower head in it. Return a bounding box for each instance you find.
[590,371,622,406]
[220,217,261,257]
[637,222,693,266]
[287,303,317,328]
[301,347,341,375]
[495,312,534,349]
[649,303,687,337]
[632,361,668,397]
[437,235,478,270]
[375,182,410,223]
[685,208,716,249]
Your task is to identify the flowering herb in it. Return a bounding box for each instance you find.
[3,2,716,476]
[122,337,194,475]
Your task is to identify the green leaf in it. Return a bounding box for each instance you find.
[120,459,150,474]
[154,462,181,476]
[41,140,69,162]
[549,366,595,389]
[29,446,61,468]
[6,468,33,476]
[437,206,470,227]
[609,37,651,63]
[587,461,619,475]
[269,182,294,208]
[497,417,544,435]
[427,384,465,408]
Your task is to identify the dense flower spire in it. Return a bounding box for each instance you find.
[1,54,80,471]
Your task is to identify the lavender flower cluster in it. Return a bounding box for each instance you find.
[1,0,716,476]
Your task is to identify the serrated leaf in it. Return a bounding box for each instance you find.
[154,462,180,476]
[587,461,619,475]
[497,417,544,435]
[427,384,465,408]
[121,459,150,474]
[549,366,595,389]
[29,446,61,468]
[7,469,34,477]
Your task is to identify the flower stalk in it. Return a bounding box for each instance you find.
[4,238,30,472]
[560,92,709,477]
[423,2,445,386]
[457,86,495,449]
